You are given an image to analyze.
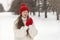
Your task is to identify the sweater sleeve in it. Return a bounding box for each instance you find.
[14,26,28,38]
[28,24,38,38]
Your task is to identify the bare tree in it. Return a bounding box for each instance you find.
[0,4,5,12]
[54,0,60,20]
[42,0,48,18]
[8,0,37,15]
[37,0,41,17]
[56,10,59,20]
[32,0,36,15]
[51,0,56,14]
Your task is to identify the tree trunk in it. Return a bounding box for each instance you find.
[43,0,47,18]
[0,4,5,12]
[56,11,59,20]
[38,11,40,17]
[45,9,47,18]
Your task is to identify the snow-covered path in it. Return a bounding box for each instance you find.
[0,12,60,40]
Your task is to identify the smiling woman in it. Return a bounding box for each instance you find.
[14,3,38,40]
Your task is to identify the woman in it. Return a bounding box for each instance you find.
[14,3,37,40]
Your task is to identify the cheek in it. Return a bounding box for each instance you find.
[21,13,25,16]
[26,13,28,16]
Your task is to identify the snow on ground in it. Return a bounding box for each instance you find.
[0,12,60,40]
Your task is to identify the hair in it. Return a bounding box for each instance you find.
[16,15,24,29]
[16,15,31,38]
[16,15,29,29]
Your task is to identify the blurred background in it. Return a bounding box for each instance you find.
[0,0,60,40]
[0,0,60,20]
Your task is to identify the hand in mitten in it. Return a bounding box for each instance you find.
[26,18,33,26]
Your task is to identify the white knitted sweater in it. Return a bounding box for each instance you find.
[14,17,37,40]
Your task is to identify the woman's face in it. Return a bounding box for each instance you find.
[21,10,29,18]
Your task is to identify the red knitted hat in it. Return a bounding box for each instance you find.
[19,3,29,14]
